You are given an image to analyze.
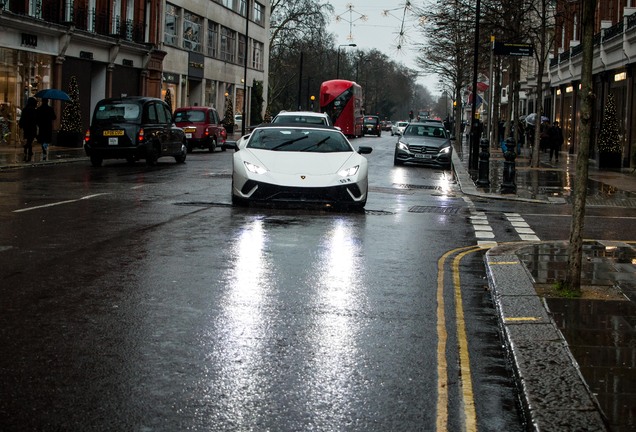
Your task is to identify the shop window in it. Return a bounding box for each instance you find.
[207,22,218,58]
[220,27,236,63]
[252,41,263,70]
[238,34,246,65]
[253,2,264,25]
[164,4,178,46]
[183,11,202,52]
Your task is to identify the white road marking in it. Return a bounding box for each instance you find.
[13,193,110,213]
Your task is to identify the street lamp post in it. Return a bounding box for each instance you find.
[336,43,357,79]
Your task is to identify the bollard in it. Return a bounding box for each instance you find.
[500,137,517,194]
[476,138,490,186]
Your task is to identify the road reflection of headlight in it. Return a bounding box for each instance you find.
[338,165,359,177]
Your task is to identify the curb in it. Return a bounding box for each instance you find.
[485,243,608,431]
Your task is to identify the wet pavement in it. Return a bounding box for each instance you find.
[2,137,635,430]
[453,138,636,431]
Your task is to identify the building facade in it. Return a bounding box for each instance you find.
[0,0,269,145]
[551,0,636,167]
[160,0,269,129]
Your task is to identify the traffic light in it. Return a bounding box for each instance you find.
[409,110,414,119]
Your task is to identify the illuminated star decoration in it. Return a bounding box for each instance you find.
[335,3,368,42]
[381,1,419,54]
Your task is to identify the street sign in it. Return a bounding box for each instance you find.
[493,42,533,57]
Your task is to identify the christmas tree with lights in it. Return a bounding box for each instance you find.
[223,95,234,132]
[598,93,622,168]
[164,89,173,113]
[60,76,81,133]
[58,76,83,146]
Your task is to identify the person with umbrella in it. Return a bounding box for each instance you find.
[18,97,38,162]
[36,98,56,160]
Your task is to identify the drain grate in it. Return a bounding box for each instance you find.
[394,183,443,191]
[365,209,394,215]
[174,201,232,207]
[408,206,463,214]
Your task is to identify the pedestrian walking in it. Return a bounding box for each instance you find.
[18,97,38,162]
[548,121,564,162]
[36,98,56,161]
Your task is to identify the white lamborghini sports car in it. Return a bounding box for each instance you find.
[231,124,373,209]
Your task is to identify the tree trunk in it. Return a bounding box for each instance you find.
[565,0,596,292]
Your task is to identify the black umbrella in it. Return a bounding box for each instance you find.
[34,89,71,101]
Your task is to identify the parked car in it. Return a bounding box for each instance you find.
[391,121,409,136]
[271,111,333,126]
[174,106,227,152]
[84,96,187,167]
[381,120,393,131]
[363,115,381,137]
[394,122,452,169]
[229,124,372,209]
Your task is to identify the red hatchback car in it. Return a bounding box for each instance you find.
[174,106,227,152]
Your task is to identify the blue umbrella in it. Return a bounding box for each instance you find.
[35,89,70,101]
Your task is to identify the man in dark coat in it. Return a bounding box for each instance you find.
[548,121,564,162]
[36,98,56,160]
[18,97,38,162]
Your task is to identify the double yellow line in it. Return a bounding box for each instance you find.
[436,245,486,432]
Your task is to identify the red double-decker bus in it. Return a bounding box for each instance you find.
[319,79,363,137]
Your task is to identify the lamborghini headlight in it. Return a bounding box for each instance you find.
[338,165,360,177]
[244,161,267,174]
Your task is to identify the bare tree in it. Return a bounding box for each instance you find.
[565,0,596,292]
[415,0,475,141]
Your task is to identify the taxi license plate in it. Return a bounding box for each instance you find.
[103,130,124,137]
[185,133,193,138]
[184,127,196,133]
[415,154,432,159]
[108,137,118,145]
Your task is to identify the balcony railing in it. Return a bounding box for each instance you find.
[603,21,624,41]
[6,3,145,44]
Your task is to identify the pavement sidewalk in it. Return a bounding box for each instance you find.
[452,138,636,431]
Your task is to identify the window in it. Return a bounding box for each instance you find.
[164,4,178,46]
[156,103,168,124]
[111,0,121,35]
[183,12,202,52]
[28,0,41,18]
[207,22,218,58]
[220,27,236,63]
[239,0,247,17]
[146,104,158,123]
[252,41,263,70]
[253,2,264,25]
[222,0,235,10]
[238,34,246,65]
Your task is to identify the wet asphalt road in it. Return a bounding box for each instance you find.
[1,135,530,431]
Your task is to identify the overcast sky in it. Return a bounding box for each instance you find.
[325,0,440,95]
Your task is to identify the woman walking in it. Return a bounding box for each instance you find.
[18,97,37,162]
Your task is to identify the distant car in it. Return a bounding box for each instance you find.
[391,121,409,136]
[394,122,452,169]
[381,120,393,131]
[271,111,333,127]
[229,124,372,209]
[174,106,227,153]
[234,114,243,131]
[363,115,381,137]
[84,96,187,167]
